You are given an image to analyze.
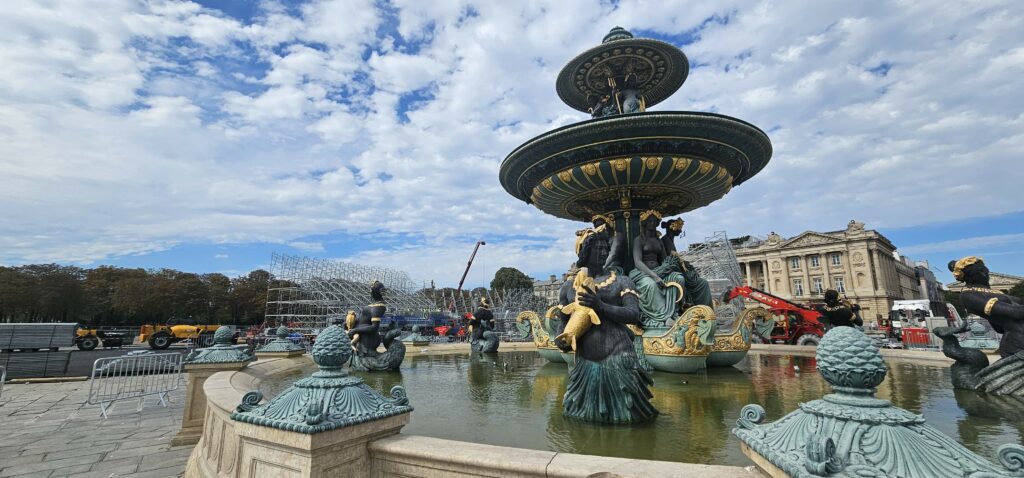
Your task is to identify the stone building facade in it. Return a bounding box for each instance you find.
[734,220,920,324]
[947,271,1023,294]
[532,273,566,306]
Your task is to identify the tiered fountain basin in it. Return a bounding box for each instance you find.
[184,345,1022,477]
[500,111,772,221]
[519,306,771,373]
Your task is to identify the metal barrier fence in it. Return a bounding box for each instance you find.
[87,352,183,418]
[0,365,5,402]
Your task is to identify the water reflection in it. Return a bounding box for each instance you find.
[260,350,1023,466]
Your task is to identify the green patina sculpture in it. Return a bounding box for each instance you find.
[183,326,254,364]
[401,325,430,347]
[347,281,406,372]
[255,325,305,354]
[934,257,1024,396]
[468,298,500,353]
[230,318,412,433]
[960,320,1001,350]
[733,326,1024,477]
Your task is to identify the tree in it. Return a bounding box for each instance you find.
[1009,280,1024,301]
[490,267,534,290]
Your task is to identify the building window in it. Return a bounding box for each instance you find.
[810,255,820,268]
[831,253,842,266]
[790,257,800,270]
[813,277,824,294]
[834,277,845,293]
[793,279,804,296]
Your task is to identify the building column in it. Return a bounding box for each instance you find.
[744,262,753,286]
[762,260,770,292]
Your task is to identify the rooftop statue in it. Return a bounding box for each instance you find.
[468,297,500,353]
[347,281,406,372]
[555,230,657,424]
[933,257,1024,396]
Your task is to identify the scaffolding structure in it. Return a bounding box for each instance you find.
[266,253,437,334]
[682,231,744,328]
[265,253,545,340]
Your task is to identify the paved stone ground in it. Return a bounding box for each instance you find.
[0,376,192,478]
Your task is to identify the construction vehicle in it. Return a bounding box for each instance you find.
[137,319,229,350]
[74,326,128,351]
[721,286,826,346]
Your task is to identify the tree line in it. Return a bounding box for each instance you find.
[0,264,272,327]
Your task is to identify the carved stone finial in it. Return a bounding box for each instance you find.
[816,326,887,394]
[256,325,304,355]
[213,325,234,345]
[184,326,254,365]
[733,326,1024,477]
[232,321,412,433]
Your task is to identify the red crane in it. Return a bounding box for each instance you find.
[722,286,825,346]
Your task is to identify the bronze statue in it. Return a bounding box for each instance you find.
[628,209,685,327]
[555,229,658,423]
[468,297,500,353]
[660,218,713,308]
[933,257,1024,396]
[815,290,863,330]
[347,281,405,371]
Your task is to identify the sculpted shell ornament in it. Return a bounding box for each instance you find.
[733,327,1024,478]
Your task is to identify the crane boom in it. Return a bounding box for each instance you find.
[457,241,486,293]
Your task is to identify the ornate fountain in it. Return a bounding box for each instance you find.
[506,27,773,375]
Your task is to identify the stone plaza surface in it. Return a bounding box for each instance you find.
[0,377,191,478]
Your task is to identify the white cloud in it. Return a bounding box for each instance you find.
[1,0,1022,285]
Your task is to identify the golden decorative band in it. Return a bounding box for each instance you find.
[984,298,999,316]
[620,288,639,298]
[371,318,381,322]
[639,209,662,222]
[953,256,981,281]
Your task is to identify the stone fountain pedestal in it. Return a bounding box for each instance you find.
[228,413,409,477]
[173,326,254,446]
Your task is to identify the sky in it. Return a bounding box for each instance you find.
[1,0,1022,288]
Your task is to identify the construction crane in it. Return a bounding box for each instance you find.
[450,241,486,312]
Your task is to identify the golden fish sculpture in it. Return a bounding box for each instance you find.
[554,267,601,351]
[345,311,359,351]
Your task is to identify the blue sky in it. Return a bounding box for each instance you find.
[1,0,1022,288]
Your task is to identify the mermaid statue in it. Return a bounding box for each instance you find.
[933,257,1024,396]
[628,209,686,327]
[554,229,658,424]
[660,217,713,307]
[468,297,500,353]
[347,281,406,372]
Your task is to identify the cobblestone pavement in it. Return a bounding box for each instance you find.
[0,376,191,478]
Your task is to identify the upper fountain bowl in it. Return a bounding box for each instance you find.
[499,111,772,221]
[556,27,689,113]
